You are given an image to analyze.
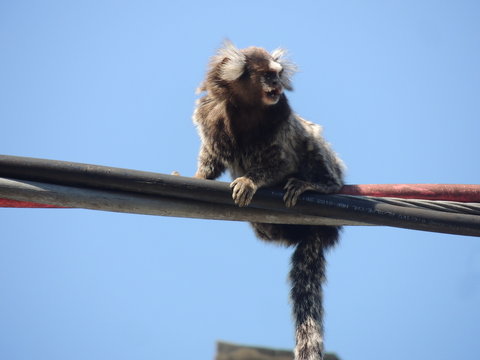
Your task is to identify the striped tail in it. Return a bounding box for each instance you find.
[290,227,338,360]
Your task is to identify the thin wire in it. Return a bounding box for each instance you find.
[339,195,480,216]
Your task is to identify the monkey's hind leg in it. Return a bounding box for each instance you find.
[284,178,343,208]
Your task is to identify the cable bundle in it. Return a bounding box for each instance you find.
[0,155,479,237]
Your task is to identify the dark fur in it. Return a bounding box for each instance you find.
[193,42,344,360]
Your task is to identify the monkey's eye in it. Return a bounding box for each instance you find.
[264,71,277,80]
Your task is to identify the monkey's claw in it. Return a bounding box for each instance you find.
[230,177,257,207]
[283,178,311,208]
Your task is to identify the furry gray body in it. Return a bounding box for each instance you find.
[193,42,344,360]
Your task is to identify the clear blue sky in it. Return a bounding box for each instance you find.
[1,1,480,359]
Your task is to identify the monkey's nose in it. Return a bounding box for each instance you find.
[274,83,283,93]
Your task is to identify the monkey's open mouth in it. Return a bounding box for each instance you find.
[264,89,282,104]
[266,89,280,98]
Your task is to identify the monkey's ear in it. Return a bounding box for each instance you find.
[271,48,297,91]
[216,40,247,82]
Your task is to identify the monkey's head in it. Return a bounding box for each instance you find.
[201,41,297,106]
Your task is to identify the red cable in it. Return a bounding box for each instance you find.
[0,199,64,208]
[339,184,480,202]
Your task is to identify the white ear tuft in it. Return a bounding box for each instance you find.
[216,40,246,82]
[271,48,287,62]
[271,47,297,90]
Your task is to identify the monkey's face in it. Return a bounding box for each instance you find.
[244,49,285,106]
[259,69,284,105]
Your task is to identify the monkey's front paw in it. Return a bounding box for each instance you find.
[230,177,257,207]
[283,178,311,208]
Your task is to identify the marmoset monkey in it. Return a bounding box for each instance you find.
[193,41,344,360]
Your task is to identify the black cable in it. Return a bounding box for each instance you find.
[0,177,368,226]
